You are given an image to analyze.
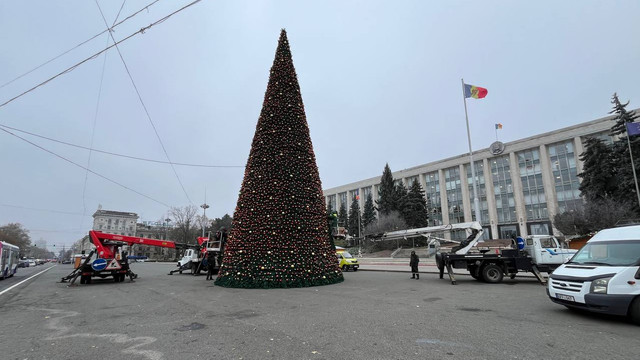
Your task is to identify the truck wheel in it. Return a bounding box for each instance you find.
[114,274,120,283]
[629,297,640,325]
[80,275,86,284]
[482,264,504,283]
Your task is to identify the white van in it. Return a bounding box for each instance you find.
[547,225,640,324]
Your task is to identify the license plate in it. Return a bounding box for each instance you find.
[556,293,574,302]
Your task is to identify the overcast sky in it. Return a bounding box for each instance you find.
[1,0,639,250]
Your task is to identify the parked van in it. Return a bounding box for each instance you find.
[335,247,359,271]
[547,224,640,324]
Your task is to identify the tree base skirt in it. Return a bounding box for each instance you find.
[214,273,344,289]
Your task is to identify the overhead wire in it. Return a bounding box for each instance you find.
[95,0,195,205]
[0,124,244,168]
[0,126,171,207]
[0,0,203,109]
[0,0,161,90]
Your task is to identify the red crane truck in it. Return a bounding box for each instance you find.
[60,231,203,285]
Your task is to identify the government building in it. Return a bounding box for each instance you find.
[323,112,625,240]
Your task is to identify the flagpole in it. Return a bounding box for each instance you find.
[462,78,482,225]
[495,127,499,141]
[625,128,640,209]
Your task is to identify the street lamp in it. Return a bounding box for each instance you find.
[200,203,209,237]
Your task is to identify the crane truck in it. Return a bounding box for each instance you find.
[377,222,577,285]
[60,231,218,285]
[168,234,222,275]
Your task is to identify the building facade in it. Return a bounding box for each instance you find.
[323,112,621,240]
[92,208,139,236]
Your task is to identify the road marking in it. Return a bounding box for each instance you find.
[0,265,56,296]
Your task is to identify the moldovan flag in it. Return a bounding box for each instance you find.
[464,84,488,99]
[495,123,503,129]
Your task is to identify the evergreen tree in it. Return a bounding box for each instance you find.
[347,195,362,237]
[394,182,408,214]
[609,93,640,215]
[578,137,617,202]
[376,163,396,215]
[361,193,377,229]
[609,93,639,136]
[338,202,348,229]
[215,30,343,288]
[402,181,430,228]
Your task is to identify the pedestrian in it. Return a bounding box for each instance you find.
[206,252,216,280]
[410,250,419,279]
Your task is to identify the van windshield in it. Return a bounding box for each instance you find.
[570,240,640,266]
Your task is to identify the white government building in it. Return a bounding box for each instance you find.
[323,111,628,240]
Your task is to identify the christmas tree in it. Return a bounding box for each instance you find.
[215,30,343,288]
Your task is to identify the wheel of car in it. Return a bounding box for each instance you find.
[86,276,92,284]
[629,297,640,325]
[353,268,358,272]
[80,275,87,284]
[342,265,348,271]
[481,264,504,283]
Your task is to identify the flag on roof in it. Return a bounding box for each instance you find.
[464,84,488,99]
[626,122,640,136]
[495,123,503,129]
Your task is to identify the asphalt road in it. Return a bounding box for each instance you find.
[0,262,638,360]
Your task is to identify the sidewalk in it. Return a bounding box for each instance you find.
[356,256,538,279]
[357,257,439,273]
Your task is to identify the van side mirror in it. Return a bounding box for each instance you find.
[635,267,640,280]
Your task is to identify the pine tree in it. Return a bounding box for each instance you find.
[609,93,639,136]
[578,137,617,202]
[338,202,348,229]
[215,30,343,288]
[347,195,362,237]
[608,93,640,215]
[376,163,396,215]
[361,193,377,229]
[402,181,430,228]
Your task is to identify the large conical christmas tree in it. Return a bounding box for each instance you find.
[215,30,343,288]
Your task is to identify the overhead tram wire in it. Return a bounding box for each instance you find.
[0,0,161,90]
[0,127,171,208]
[95,0,195,206]
[0,124,244,168]
[0,0,203,109]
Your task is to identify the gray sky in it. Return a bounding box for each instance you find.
[1,0,639,250]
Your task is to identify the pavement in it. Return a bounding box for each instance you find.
[357,256,439,273]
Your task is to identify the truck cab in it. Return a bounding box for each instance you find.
[548,225,640,324]
[523,235,576,266]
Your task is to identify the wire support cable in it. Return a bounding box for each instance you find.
[0,0,161,89]
[0,124,244,168]
[95,0,195,205]
[0,127,170,207]
[0,0,202,109]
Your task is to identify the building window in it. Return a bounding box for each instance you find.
[349,189,360,202]
[362,186,372,202]
[582,132,613,146]
[99,225,103,230]
[548,141,583,213]
[444,167,464,224]
[498,224,519,239]
[465,161,489,225]
[518,149,548,220]
[338,192,347,210]
[406,176,418,187]
[491,155,517,224]
[424,171,442,226]
[528,222,551,235]
[327,195,337,211]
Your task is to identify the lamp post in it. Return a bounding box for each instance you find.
[200,203,209,237]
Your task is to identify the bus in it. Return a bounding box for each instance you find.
[0,241,20,279]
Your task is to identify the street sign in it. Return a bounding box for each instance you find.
[91,258,108,271]
[105,258,122,270]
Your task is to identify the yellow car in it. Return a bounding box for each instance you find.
[336,249,359,271]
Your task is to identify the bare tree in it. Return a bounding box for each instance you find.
[553,198,634,236]
[169,205,199,245]
[0,223,31,255]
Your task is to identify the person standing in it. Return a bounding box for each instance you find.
[410,250,420,279]
[206,252,216,280]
